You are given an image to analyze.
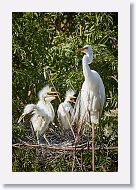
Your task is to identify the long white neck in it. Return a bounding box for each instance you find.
[64,99,68,104]
[82,53,93,80]
[86,51,93,63]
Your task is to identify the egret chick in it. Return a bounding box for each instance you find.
[18,85,58,145]
[57,89,76,137]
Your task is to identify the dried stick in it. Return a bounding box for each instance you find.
[12,143,118,152]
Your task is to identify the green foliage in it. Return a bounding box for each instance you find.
[12,12,118,172]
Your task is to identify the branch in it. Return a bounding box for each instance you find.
[12,143,118,152]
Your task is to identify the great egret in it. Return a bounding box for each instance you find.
[76,45,105,171]
[18,85,58,144]
[57,89,76,132]
[76,44,105,125]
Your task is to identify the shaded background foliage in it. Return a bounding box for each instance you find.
[12,12,118,172]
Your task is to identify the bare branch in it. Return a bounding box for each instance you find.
[12,143,118,152]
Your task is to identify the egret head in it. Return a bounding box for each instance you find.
[65,89,76,104]
[77,45,92,54]
[38,86,58,102]
[77,45,93,64]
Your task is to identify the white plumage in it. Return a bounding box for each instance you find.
[18,104,37,122]
[75,45,105,125]
[18,85,58,144]
[57,89,76,130]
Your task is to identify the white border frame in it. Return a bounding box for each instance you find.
[0,0,130,184]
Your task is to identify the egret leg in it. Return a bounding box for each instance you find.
[36,131,40,144]
[87,126,91,152]
[30,121,35,141]
[92,123,95,172]
[59,123,65,142]
[75,121,82,145]
[61,130,65,142]
[69,125,76,141]
[43,133,50,145]
[98,111,103,148]
[35,132,40,156]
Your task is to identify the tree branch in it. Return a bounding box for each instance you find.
[12,143,118,152]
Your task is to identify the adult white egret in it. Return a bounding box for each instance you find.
[57,89,76,131]
[76,44,105,125]
[76,45,105,171]
[18,85,58,144]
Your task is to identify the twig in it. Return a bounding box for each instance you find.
[12,143,118,152]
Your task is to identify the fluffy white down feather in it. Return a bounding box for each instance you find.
[57,89,75,130]
[18,86,56,144]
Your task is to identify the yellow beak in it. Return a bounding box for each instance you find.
[47,91,59,97]
[76,47,86,52]
[69,96,76,103]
